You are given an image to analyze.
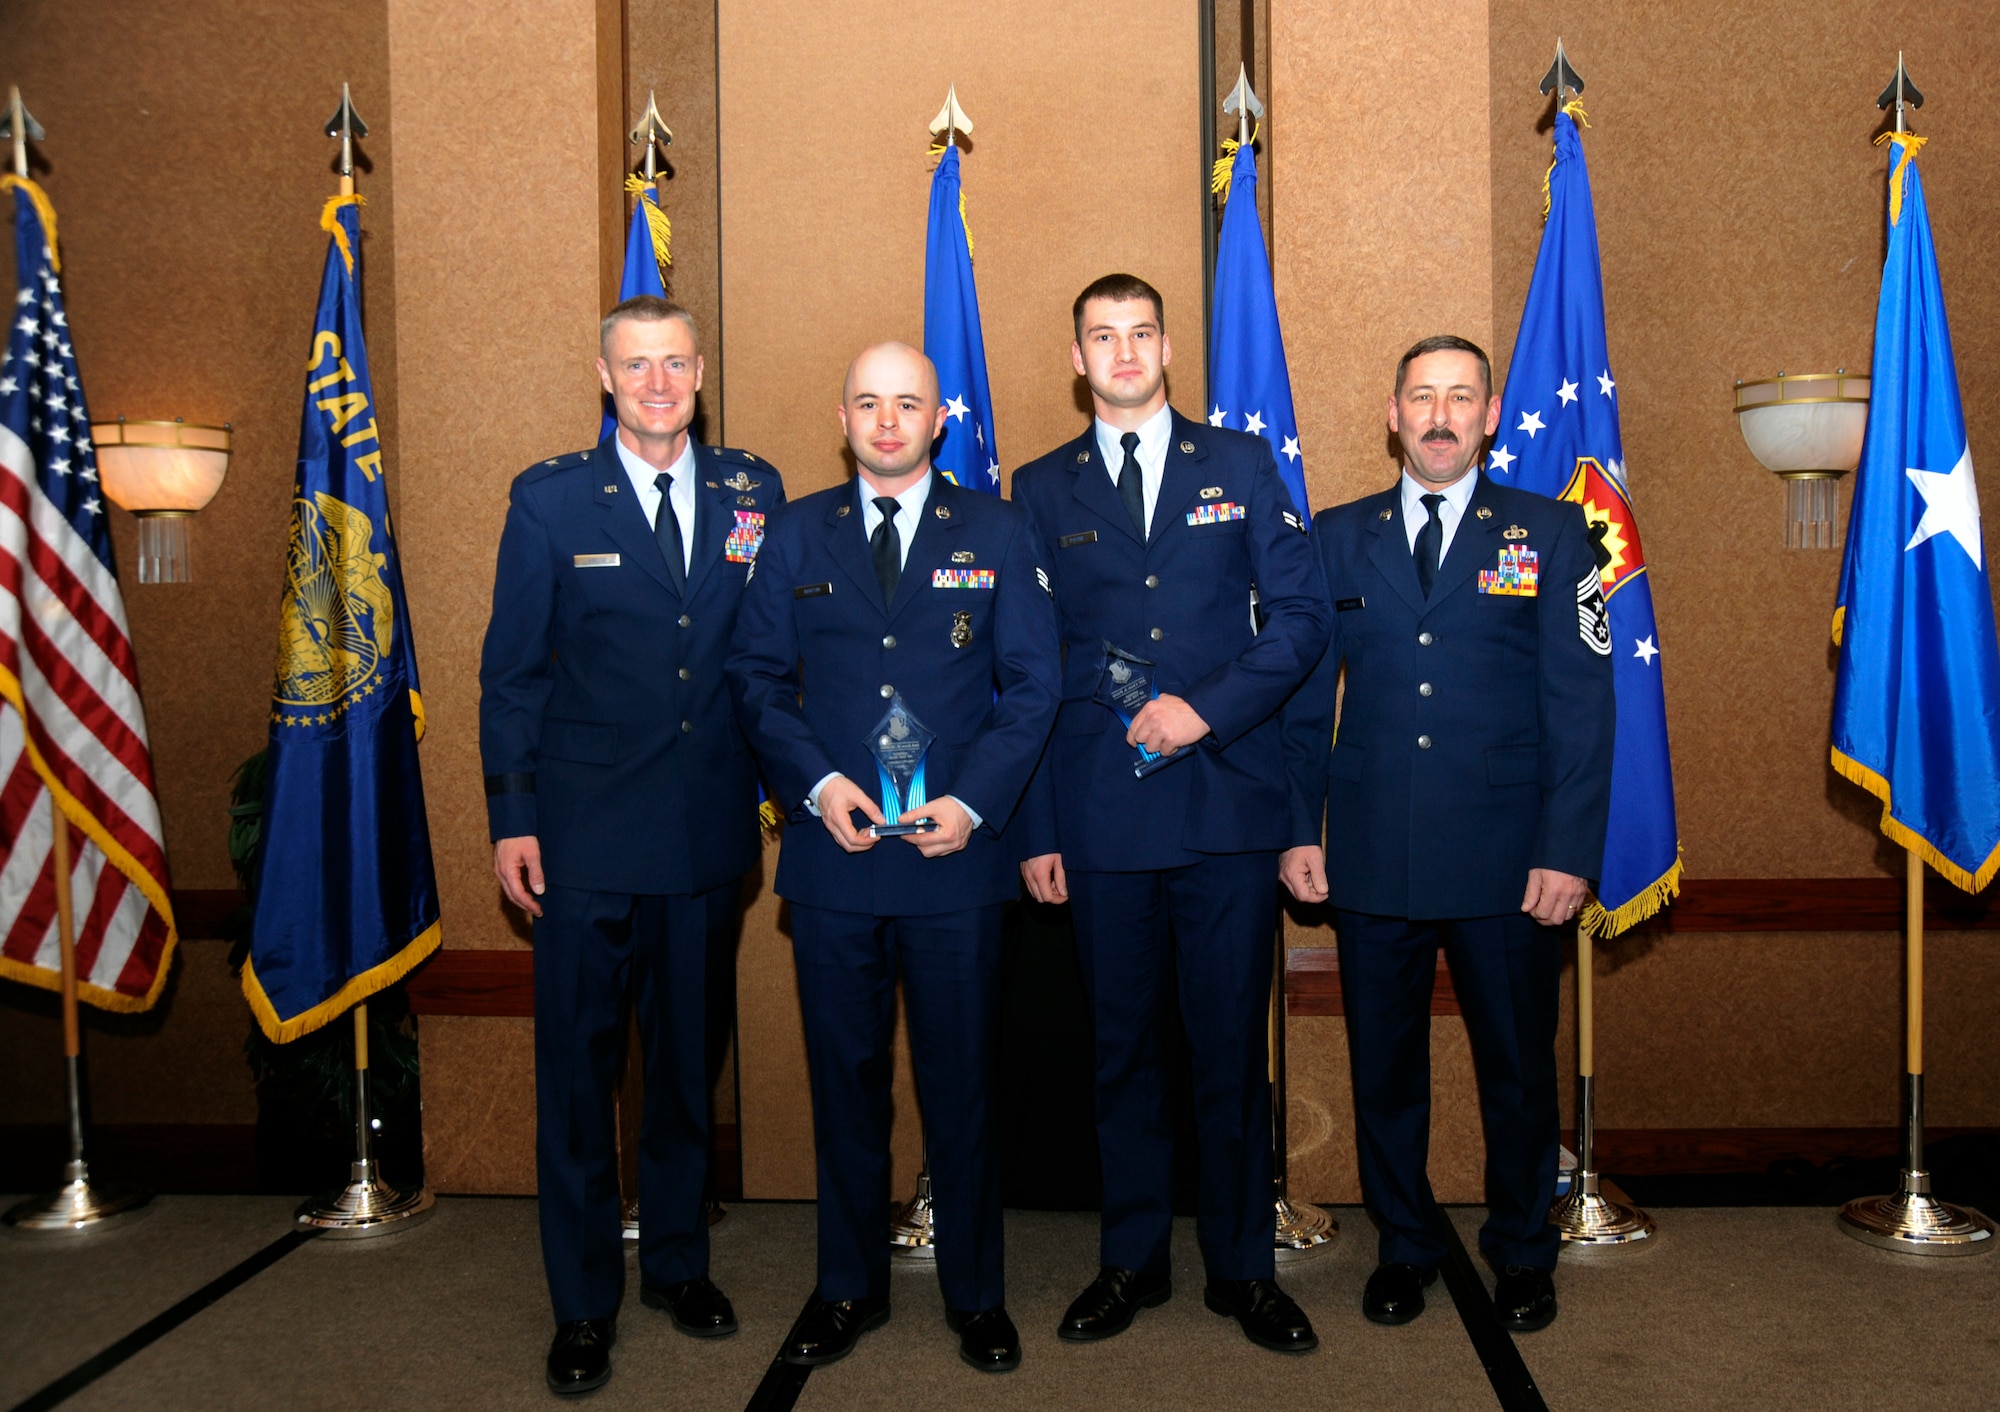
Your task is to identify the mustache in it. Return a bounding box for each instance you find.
[1420,427,1459,444]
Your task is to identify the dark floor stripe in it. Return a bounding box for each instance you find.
[742,1355,812,1412]
[1431,1211,1550,1412]
[9,1227,321,1412]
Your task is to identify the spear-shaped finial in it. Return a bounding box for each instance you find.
[323,83,368,188]
[1876,52,1924,133]
[1539,38,1584,100]
[1222,64,1263,148]
[929,84,973,149]
[629,90,674,183]
[2,86,45,180]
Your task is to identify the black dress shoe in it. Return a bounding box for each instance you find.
[1203,1278,1318,1353]
[545,1319,615,1395]
[1493,1265,1557,1332]
[1056,1266,1172,1342]
[640,1276,739,1338]
[781,1293,890,1367]
[1361,1263,1438,1325]
[945,1305,1022,1372]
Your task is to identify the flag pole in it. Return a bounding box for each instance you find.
[1528,40,1653,1247]
[2,92,151,1236]
[290,84,432,1237]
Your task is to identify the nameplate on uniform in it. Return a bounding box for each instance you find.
[727,510,766,563]
[794,582,833,598]
[573,553,621,568]
[1478,545,1539,596]
[1336,596,1366,612]
[1059,530,1098,549]
[931,568,995,589]
[1185,502,1246,526]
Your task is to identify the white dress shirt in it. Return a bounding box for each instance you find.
[1094,402,1174,535]
[615,432,698,574]
[1399,466,1480,564]
[806,468,980,829]
[857,469,932,568]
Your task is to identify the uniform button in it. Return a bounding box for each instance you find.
[678,614,692,628]
[1418,631,1433,646]
[1417,734,1432,749]
[1149,627,1164,641]
[882,635,897,648]
[678,667,692,681]
[881,684,894,698]
[1419,682,1433,697]
[1144,574,1159,589]
[681,721,694,734]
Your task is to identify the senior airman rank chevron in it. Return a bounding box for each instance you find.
[1486,99,1680,936]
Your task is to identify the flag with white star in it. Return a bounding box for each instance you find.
[1488,105,1679,935]
[1831,132,2000,893]
[923,142,999,493]
[0,177,178,1010]
[245,193,439,1042]
[1208,140,1307,515]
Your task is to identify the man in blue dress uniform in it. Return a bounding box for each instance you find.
[1280,336,1615,1334]
[727,342,1060,1374]
[479,296,784,1395]
[1011,274,1330,1354]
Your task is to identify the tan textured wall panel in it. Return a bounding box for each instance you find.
[386,0,624,1189]
[1271,0,1493,511]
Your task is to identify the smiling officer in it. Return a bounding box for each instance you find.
[480,296,784,1395]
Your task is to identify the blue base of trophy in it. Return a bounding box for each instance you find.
[1132,749,1186,780]
[870,820,940,837]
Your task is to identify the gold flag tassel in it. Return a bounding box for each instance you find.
[1210,122,1260,205]
[0,173,59,269]
[1578,850,1684,938]
[1873,129,1927,229]
[319,191,367,274]
[1541,98,1590,218]
[925,143,976,261]
[759,798,780,835]
[623,174,673,275]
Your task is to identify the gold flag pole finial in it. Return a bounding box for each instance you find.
[323,82,369,197]
[928,83,973,150]
[629,89,674,184]
[1222,63,1262,151]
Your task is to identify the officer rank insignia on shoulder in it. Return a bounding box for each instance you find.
[1479,545,1539,596]
[1186,502,1246,526]
[723,470,762,491]
[726,510,766,564]
[932,567,995,589]
[1578,569,1613,655]
[1282,509,1306,534]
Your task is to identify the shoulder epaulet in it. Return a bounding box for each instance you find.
[518,448,593,485]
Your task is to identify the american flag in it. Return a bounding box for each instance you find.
[0,178,176,1010]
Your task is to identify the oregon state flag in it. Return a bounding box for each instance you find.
[245,195,440,1041]
[1831,132,2000,892]
[1486,104,1680,935]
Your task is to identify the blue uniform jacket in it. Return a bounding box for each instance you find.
[725,474,1061,917]
[1010,411,1331,871]
[478,434,785,896]
[1282,476,1615,919]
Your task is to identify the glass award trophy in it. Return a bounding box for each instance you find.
[1095,642,1185,779]
[866,692,940,836]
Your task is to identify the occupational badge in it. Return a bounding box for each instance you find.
[722,470,762,492]
[951,550,976,564]
[950,610,973,649]
[1504,524,1530,540]
[1201,486,1225,499]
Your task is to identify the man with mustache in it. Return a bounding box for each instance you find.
[1280,335,1614,1333]
[728,342,1060,1374]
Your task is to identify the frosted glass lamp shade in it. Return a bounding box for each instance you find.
[93,419,232,514]
[1733,373,1869,475]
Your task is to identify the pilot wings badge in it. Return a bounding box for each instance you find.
[275,491,396,719]
[722,470,763,492]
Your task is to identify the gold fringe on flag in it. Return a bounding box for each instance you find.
[319,192,367,275]
[623,175,673,273]
[1832,745,2000,894]
[759,798,780,835]
[0,173,60,270]
[1541,98,1590,219]
[1578,851,1683,939]
[1210,122,1260,204]
[1874,130,1928,228]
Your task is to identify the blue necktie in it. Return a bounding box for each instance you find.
[1414,493,1444,598]
[1118,431,1146,540]
[654,472,687,594]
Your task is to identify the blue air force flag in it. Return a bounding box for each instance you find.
[246,195,440,1041]
[1831,133,2000,893]
[601,180,672,437]
[923,143,999,494]
[1486,107,1680,935]
[1208,142,1307,516]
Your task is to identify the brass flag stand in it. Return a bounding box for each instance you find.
[1548,923,1652,1244]
[289,87,432,1240]
[1837,850,1992,1254]
[4,798,152,1232]
[1271,921,1334,1257]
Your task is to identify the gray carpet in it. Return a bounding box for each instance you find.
[2,1197,1996,1410]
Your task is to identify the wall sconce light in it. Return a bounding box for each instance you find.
[1733,372,1870,549]
[91,418,233,583]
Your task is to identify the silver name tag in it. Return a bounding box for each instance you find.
[573,553,620,568]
